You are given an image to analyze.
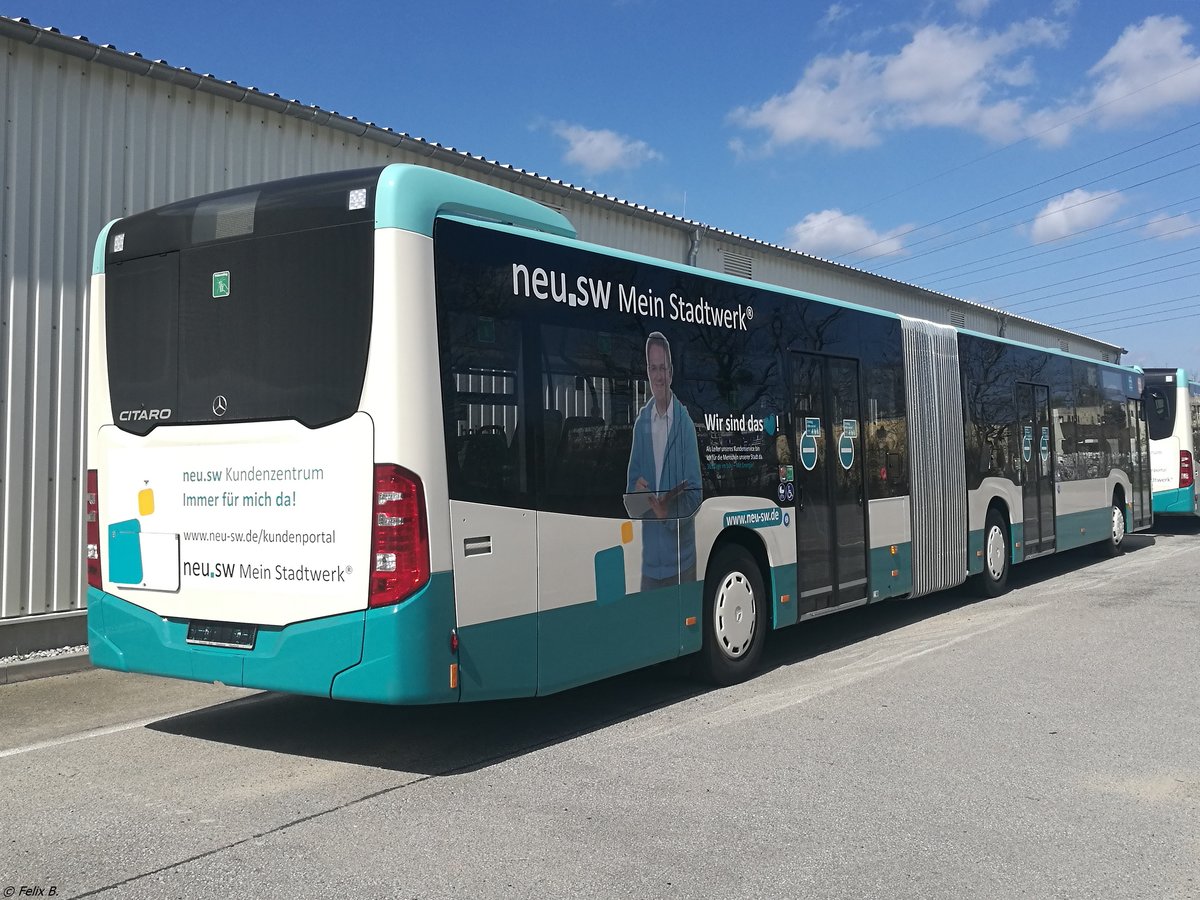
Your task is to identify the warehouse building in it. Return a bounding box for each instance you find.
[0,16,1126,655]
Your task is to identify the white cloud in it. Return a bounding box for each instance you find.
[551,123,662,174]
[956,0,995,19]
[786,209,910,258]
[820,3,854,28]
[729,19,1065,150]
[1029,16,1200,145]
[732,13,1200,153]
[730,51,884,149]
[1030,189,1124,243]
[1087,16,1200,127]
[1145,212,1200,240]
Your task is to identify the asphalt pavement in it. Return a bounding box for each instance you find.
[1,523,1197,900]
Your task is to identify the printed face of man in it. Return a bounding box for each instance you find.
[647,341,672,412]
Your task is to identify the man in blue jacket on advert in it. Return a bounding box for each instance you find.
[625,331,703,591]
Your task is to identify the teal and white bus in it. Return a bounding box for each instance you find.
[85,165,1153,703]
[1144,367,1200,516]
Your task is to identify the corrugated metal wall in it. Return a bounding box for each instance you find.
[0,31,428,621]
[0,20,1125,629]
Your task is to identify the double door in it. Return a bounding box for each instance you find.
[791,353,868,614]
[1016,382,1055,555]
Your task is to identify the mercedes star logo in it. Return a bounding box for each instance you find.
[212,395,228,417]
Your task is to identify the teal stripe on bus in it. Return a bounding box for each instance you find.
[1012,522,1025,563]
[455,611,538,701]
[967,523,1022,572]
[331,572,459,704]
[1153,485,1198,515]
[89,571,459,704]
[87,586,365,697]
[374,164,575,239]
[1054,507,1113,552]
[457,576,706,700]
[536,579,695,696]
[769,562,799,629]
[91,219,121,276]
[868,543,913,599]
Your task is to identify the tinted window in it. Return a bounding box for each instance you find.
[106,222,373,433]
[106,253,179,422]
[440,312,528,508]
[1143,382,1175,441]
[960,335,1017,488]
[682,317,789,504]
[860,318,908,498]
[1071,360,1106,478]
[1190,383,1200,450]
[434,216,913,513]
[538,324,643,517]
[107,168,384,263]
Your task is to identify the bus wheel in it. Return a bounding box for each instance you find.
[695,545,766,686]
[1100,497,1126,557]
[975,509,1010,597]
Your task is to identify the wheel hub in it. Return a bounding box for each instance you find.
[715,571,756,659]
[986,525,1006,580]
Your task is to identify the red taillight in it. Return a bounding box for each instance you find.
[86,469,102,589]
[370,463,430,608]
[1181,450,1194,489]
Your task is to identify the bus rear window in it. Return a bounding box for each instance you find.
[106,222,372,433]
[1144,383,1175,441]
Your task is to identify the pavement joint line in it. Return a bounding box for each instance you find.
[0,715,172,760]
[0,691,272,760]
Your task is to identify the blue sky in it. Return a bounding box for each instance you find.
[19,0,1200,369]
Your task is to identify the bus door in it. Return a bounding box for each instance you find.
[791,353,869,614]
[444,314,539,701]
[1017,382,1055,555]
[1127,396,1153,529]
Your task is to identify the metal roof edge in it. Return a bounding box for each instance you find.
[0,15,1125,356]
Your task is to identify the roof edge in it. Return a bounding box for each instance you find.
[0,16,1126,357]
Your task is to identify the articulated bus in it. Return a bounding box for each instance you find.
[1143,367,1200,516]
[85,165,1153,703]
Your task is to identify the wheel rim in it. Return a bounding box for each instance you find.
[714,570,756,659]
[1111,505,1126,545]
[985,524,1007,581]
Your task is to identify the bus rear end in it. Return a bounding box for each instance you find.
[85,168,453,703]
[1144,368,1200,516]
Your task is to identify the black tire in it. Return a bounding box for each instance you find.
[694,545,767,686]
[974,508,1010,597]
[1099,495,1126,557]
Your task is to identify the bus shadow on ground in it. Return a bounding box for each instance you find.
[148,532,1157,775]
[1146,517,1200,538]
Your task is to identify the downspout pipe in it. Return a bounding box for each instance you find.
[687,226,706,267]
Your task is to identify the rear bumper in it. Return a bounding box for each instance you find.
[87,571,458,704]
[1152,486,1198,516]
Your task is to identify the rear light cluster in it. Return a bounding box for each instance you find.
[370,464,430,608]
[1181,450,1194,489]
[86,469,102,589]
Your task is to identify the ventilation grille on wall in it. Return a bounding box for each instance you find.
[949,311,966,329]
[1102,351,1114,363]
[1059,339,1070,352]
[723,250,753,279]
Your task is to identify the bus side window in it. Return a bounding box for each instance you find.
[538,323,643,517]
[441,312,528,506]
